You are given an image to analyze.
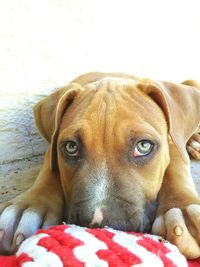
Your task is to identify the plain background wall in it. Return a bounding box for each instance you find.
[0,0,200,201]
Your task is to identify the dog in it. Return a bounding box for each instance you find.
[0,72,200,258]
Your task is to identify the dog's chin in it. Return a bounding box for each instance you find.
[67,200,157,233]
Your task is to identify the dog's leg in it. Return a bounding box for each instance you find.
[152,144,200,259]
[182,80,200,160]
[0,146,64,254]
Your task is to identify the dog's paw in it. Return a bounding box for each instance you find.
[187,133,200,160]
[0,191,63,254]
[152,205,200,259]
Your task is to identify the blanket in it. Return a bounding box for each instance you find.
[0,224,200,266]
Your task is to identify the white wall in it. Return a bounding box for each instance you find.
[0,0,200,198]
[1,0,200,96]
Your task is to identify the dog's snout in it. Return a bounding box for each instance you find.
[68,197,146,232]
[67,163,155,232]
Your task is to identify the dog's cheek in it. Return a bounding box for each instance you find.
[138,154,169,200]
[57,157,75,203]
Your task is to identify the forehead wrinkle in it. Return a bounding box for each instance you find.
[58,121,92,145]
[84,84,109,135]
[118,85,167,132]
[59,78,167,160]
[81,80,123,158]
[129,120,163,141]
[102,86,166,150]
[59,88,110,160]
[119,86,148,112]
[83,80,144,152]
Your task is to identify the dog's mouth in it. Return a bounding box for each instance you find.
[67,199,158,233]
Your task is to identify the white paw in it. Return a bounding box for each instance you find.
[0,194,62,254]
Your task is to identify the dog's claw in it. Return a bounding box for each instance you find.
[174,225,183,236]
[15,234,25,247]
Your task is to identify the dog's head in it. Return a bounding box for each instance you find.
[34,72,200,232]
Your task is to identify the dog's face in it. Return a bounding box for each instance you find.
[56,78,170,231]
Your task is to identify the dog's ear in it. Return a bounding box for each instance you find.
[33,87,65,142]
[33,83,82,170]
[182,79,200,89]
[137,79,200,161]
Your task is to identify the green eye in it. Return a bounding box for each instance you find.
[134,140,154,157]
[64,141,79,156]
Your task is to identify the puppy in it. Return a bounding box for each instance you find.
[0,72,200,259]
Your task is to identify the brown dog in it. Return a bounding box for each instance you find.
[0,72,200,258]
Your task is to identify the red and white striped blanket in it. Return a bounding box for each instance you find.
[0,224,200,267]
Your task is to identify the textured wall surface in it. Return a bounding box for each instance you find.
[0,93,48,202]
[0,0,200,203]
[0,94,47,164]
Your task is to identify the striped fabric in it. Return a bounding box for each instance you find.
[0,224,200,266]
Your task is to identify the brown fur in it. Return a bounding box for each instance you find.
[0,72,200,258]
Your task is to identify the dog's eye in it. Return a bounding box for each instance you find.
[64,141,79,156]
[133,140,154,157]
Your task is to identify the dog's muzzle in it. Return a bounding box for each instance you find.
[65,164,158,232]
[67,196,157,232]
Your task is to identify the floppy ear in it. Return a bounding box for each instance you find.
[182,79,200,90]
[137,79,200,162]
[33,87,66,142]
[33,83,82,170]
